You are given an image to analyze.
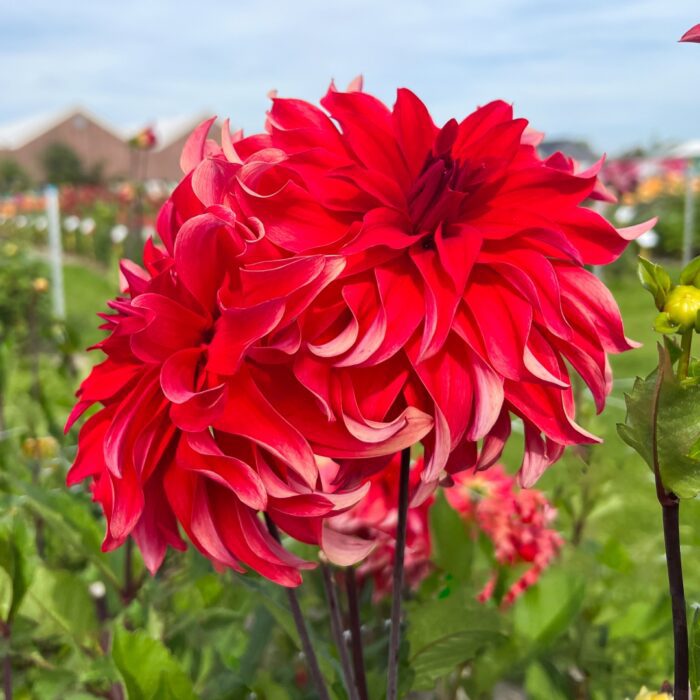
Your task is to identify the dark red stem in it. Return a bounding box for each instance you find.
[264,515,330,700]
[345,567,369,700]
[386,447,411,700]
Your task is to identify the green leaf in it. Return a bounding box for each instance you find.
[525,661,569,700]
[0,517,33,623]
[406,588,503,690]
[429,492,473,582]
[513,569,585,646]
[15,481,121,590]
[597,537,634,574]
[605,598,669,642]
[236,576,337,686]
[654,312,680,335]
[638,257,672,310]
[618,344,700,498]
[680,256,700,286]
[22,568,98,647]
[112,627,199,700]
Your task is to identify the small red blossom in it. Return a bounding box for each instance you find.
[331,454,432,600]
[129,126,158,150]
[680,24,700,43]
[446,465,563,605]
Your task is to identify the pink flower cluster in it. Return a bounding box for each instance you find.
[446,465,563,606]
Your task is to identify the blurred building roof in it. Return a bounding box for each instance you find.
[0,107,213,181]
[0,107,120,150]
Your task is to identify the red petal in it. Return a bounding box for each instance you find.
[681,24,700,42]
[180,117,217,174]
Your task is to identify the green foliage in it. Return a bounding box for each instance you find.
[429,492,473,582]
[0,516,33,624]
[40,143,103,186]
[406,589,502,690]
[112,628,198,700]
[618,345,700,498]
[513,569,585,646]
[0,159,32,194]
[638,257,672,311]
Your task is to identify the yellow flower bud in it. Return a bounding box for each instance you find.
[21,437,37,459]
[663,284,700,331]
[37,436,59,459]
[21,436,58,460]
[32,277,49,293]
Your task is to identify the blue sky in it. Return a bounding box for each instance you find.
[2,0,699,154]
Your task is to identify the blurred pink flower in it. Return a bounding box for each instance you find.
[446,465,563,606]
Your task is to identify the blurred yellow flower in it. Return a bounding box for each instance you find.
[2,242,18,257]
[637,177,663,203]
[32,277,49,293]
[632,687,672,700]
[21,436,59,460]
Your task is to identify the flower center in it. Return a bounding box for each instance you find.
[407,153,463,237]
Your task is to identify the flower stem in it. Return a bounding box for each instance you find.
[123,538,134,602]
[386,446,411,700]
[264,515,330,700]
[678,328,693,381]
[661,498,689,699]
[1,622,11,700]
[345,567,369,700]
[320,562,359,700]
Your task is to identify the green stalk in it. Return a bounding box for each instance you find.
[678,328,693,381]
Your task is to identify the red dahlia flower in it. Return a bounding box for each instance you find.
[446,465,563,606]
[226,83,652,491]
[331,454,432,600]
[66,122,428,584]
[680,24,700,43]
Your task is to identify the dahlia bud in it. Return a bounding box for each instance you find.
[638,258,671,311]
[663,285,700,331]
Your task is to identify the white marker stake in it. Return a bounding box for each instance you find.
[683,159,696,268]
[45,185,66,319]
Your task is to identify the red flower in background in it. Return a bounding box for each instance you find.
[446,465,563,606]
[331,454,432,600]
[129,126,158,150]
[680,24,700,43]
[227,81,651,492]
